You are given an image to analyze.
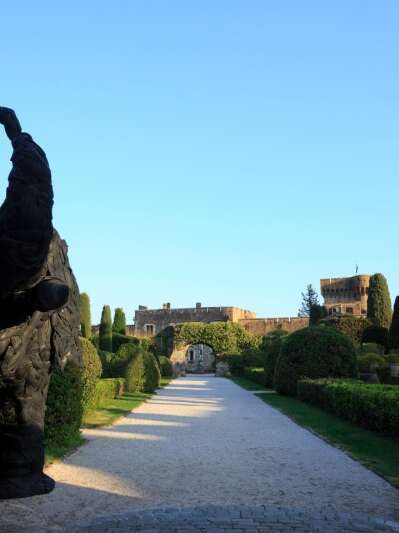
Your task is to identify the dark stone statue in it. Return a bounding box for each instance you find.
[0,108,81,499]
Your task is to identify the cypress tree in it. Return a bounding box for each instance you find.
[367,273,392,329]
[99,305,112,352]
[113,307,127,335]
[79,292,92,339]
[389,296,399,350]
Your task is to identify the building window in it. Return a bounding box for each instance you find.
[189,350,194,362]
[145,324,155,336]
[346,307,353,314]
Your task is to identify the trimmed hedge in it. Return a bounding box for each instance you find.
[357,353,386,373]
[45,361,83,448]
[125,351,145,392]
[224,353,246,376]
[297,378,399,437]
[323,316,371,345]
[243,367,266,386]
[87,378,125,411]
[274,326,358,396]
[158,355,173,377]
[362,325,389,348]
[142,352,161,392]
[112,333,138,354]
[107,342,140,378]
[262,330,289,388]
[80,337,103,410]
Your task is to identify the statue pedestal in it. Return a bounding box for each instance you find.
[0,424,55,499]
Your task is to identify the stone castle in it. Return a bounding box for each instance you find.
[320,274,370,317]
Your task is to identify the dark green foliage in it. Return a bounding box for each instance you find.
[125,352,145,392]
[158,355,173,377]
[142,352,161,392]
[98,350,113,376]
[80,337,103,410]
[112,333,138,353]
[87,378,125,410]
[113,307,127,335]
[367,273,392,329]
[324,316,371,345]
[297,378,399,437]
[357,353,386,373]
[45,361,83,448]
[174,321,254,354]
[91,333,100,349]
[224,353,246,376]
[309,304,327,325]
[262,330,289,388]
[243,367,266,386]
[389,296,399,350]
[107,342,140,378]
[99,305,112,352]
[79,292,92,339]
[362,325,389,347]
[274,326,358,396]
[298,284,320,317]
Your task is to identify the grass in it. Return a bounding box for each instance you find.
[231,376,399,488]
[45,377,172,464]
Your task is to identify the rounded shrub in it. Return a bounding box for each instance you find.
[274,326,358,396]
[158,355,173,377]
[142,352,161,392]
[358,353,386,373]
[45,361,83,447]
[125,351,145,392]
[80,337,103,410]
[262,330,289,388]
[108,342,140,378]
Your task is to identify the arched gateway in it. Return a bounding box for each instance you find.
[185,343,215,373]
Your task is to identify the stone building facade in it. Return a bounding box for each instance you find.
[320,275,370,317]
[185,343,215,373]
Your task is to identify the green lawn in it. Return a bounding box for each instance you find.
[45,377,172,464]
[231,376,399,488]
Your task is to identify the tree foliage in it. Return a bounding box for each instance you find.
[99,305,112,352]
[389,296,399,350]
[113,307,127,335]
[79,292,92,339]
[298,284,320,317]
[309,304,327,325]
[367,273,392,329]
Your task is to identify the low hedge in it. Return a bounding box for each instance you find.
[243,367,266,386]
[262,330,289,388]
[107,343,140,378]
[297,378,399,437]
[158,355,173,377]
[86,378,125,411]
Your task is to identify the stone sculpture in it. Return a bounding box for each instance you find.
[0,108,81,499]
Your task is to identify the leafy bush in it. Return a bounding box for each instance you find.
[99,305,113,352]
[224,353,246,376]
[362,325,389,348]
[142,352,161,392]
[87,378,125,410]
[357,353,386,373]
[297,378,399,437]
[79,292,92,338]
[125,351,145,392]
[107,342,140,378]
[262,330,289,388]
[158,355,173,377]
[367,273,392,329]
[360,342,385,355]
[384,353,399,364]
[98,350,113,376]
[323,316,371,345]
[112,333,138,353]
[91,333,100,349]
[45,361,83,447]
[113,307,127,335]
[80,337,103,410]
[389,296,399,350]
[243,367,266,386]
[274,326,358,396]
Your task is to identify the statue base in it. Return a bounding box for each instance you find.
[0,472,55,499]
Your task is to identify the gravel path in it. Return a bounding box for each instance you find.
[0,375,398,531]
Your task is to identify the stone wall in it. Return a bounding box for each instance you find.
[239,317,309,335]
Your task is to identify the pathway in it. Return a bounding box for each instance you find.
[0,375,398,532]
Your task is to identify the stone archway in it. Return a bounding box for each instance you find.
[185,343,215,373]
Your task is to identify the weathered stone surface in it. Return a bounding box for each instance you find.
[215,361,231,377]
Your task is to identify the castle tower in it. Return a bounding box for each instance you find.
[320,274,370,317]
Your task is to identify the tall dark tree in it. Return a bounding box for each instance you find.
[79,292,92,338]
[99,305,112,352]
[367,273,392,329]
[389,296,399,350]
[298,284,320,317]
[309,304,327,325]
[113,307,126,335]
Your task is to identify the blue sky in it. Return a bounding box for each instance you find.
[0,1,398,323]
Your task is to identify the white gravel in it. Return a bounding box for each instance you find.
[0,375,398,530]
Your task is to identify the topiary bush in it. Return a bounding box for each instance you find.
[125,351,145,392]
[323,316,371,345]
[362,325,389,348]
[45,361,83,448]
[99,305,113,352]
[142,352,161,392]
[357,353,386,373]
[80,337,103,410]
[113,307,127,335]
[262,330,289,388]
[224,353,246,376]
[108,342,140,378]
[158,355,173,377]
[274,326,358,396]
[111,333,138,353]
[86,378,125,411]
